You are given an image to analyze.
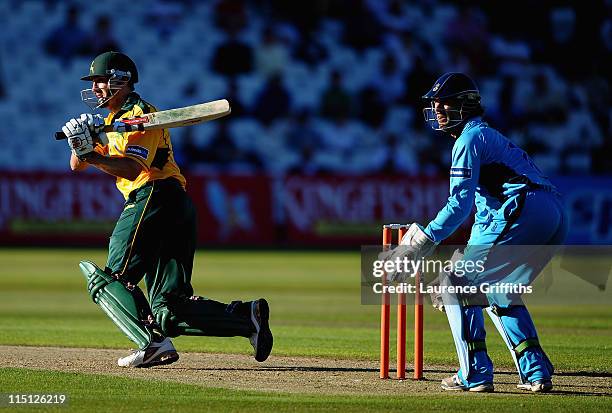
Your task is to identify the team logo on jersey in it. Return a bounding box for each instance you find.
[126,145,149,160]
[450,167,472,178]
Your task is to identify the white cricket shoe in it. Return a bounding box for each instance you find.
[117,338,179,368]
[517,379,553,393]
[441,374,494,392]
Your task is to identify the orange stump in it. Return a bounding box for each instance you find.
[414,270,424,380]
[380,226,392,379]
[380,224,424,380]
[396,225,408,380]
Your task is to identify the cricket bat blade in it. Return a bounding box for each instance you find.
[55,99,231,140]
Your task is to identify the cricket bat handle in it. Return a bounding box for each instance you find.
[55,124,135,140]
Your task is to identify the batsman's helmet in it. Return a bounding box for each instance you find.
[80,51,138,109]
[81,51,138,84]
[422,72,482,131]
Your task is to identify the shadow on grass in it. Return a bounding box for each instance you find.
[158,365,612,378]
[156,365,612,396]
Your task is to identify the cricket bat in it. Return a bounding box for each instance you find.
[55,99,231,140]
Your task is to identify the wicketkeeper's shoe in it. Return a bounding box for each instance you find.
[249,298,273,362]
[441,374,494,392]
[517,379,553,393]
[117,337,179,368]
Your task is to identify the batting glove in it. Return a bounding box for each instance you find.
[63,117,94,159]
[79,113,108,146]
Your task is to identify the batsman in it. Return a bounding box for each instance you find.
[388,73,567,392]
[60,51,273,367]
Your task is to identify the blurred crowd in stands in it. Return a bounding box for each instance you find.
[0,0,610,174]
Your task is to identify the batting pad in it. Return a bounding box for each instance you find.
[79,261,153,350]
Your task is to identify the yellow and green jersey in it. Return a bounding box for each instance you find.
[96,92,186,199]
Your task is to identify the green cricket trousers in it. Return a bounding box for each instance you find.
[105,177,254,339]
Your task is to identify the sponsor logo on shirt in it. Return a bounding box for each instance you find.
[450,167,472,178]
[126,145,149,160]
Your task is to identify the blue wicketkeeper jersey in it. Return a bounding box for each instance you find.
[424,117,555,242]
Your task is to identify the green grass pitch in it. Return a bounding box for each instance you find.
[0,248,610,412]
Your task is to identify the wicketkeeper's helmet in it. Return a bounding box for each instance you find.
[422,72,482,131]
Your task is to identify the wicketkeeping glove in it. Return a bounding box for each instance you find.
[377,245,420,283]
[378,223,438,283]
[429,249,465,313]
[399,223,437,257]
[426,276,445,312]
[79,113,108,146]
[63,117,95,159]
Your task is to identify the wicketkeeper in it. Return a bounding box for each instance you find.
[387,72,567,392]
[60,51,273,367]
